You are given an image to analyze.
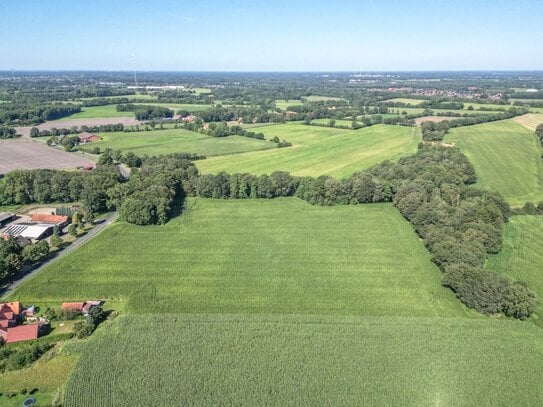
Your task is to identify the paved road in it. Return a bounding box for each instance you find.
[0,211,118,298]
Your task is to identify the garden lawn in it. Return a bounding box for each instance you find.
[486,215,543,318]
[64,313,543,407]
[79,128,276,156]
[445,120,543,206]
[9,198,467,317]
[197,123,419,178]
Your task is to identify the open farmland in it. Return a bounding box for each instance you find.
[197,123,419,178]
[486,215,543,317]
[304,95,345,102]
[79,128,276,156]
[275,99,303,110]
[133,102,213,112]
[385,97,426,105]
[10,198,466,317]
[64,314,543,406]
[59,105,134,119]
[512,113,543,131]
[0,139,93,174]
[445,120,543,205]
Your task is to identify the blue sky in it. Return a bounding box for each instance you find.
[0,0,542,71]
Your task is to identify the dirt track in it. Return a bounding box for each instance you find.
[0,139,94,174]
[15,117,142,137]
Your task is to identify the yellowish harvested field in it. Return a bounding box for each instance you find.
[512,113,543,131]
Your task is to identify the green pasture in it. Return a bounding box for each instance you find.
[9,198,466,317]
[385,97,426,105]
[133,102,213,112]
[78,128,275,156]
[64,313,543,406]
[304,95,345,102]
[486,215,543,317]
[197,123,419,178]
[311,118,355,127]
[274,99,303,110]
[445,120,543,206]
[58,105,133,119]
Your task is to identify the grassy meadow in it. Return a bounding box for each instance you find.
[133,102,213,112]
[59,105,133,119]
[385,97,426,105]
[304,95,345,102]
[79,128,276,156]
[445,120,543,205]
[197,123,419,178]
[486,215,543,317]
[64,314,543,406]
[274,99,303,110]
[9,198,466,317]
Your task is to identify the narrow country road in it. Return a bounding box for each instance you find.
[0,211,118,298]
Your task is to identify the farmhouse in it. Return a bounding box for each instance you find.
[31,213,69,227]
[181,115,197,123]
[0,301,41,343]
[78,132,102,143]
[0,212,16,227]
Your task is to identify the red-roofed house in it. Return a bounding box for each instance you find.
[78,132,102,143]
[0,301,22,328]
[31,214,69,227]
[4,324,39,343]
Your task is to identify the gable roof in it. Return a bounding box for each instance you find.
[61,302,85,311]
[0,301,22,315]
[5,324,39,343]
[31,214,69,224]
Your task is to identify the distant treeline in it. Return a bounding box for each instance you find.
[0,103,81,125]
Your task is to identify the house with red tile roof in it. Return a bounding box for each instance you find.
[0,301,43,344]
[78,132,102,143]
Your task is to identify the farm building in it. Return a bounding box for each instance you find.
[31,213,69,227]
[3,223,54,241]
[61,300,104,316]
[181,115,197,123]
[78,132,102,143]
[2,324,39,344]
[0,212,16,227]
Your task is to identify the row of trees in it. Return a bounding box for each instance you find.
[0,238,50,283]
[0,103,81,125]
[30,123,125,138]
[116,104,173,120]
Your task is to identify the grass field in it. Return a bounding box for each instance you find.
[197,123,419,178]
[512,113,543,131]
[274,99,303,110]
[9,198,466,317]
[304,95,345,102]
[78,128,276,156]
[486,215,543,317]
[445,120,543,205]
[59,105,133,119]
[133,102,213,112]
[64,313,543,406]
[311,118,355,127]
[385,97,426,105]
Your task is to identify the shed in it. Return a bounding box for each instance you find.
[0,212,15,227]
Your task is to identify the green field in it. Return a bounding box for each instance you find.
[445,120,543,205]
[78,128,276,156]
[304,95,345,102]
[197,123,419,178]
[64,314,543,406]
[10,198,466,317]
[486,215,543,317]
[513,113,543,130]
[385,97,426,105]
[133,102,213,112]
[59,105,133,119]
[275,99,303,110]
[311,118,355,127]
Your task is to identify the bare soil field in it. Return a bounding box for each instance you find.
[15,117,142,137]
[0,139,94,174]
[415,116,459,126]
